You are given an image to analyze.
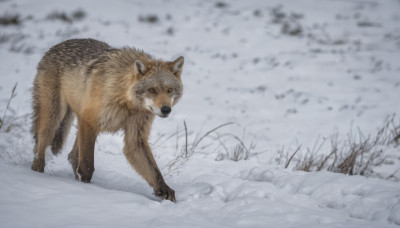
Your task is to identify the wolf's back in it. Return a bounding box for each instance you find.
[38,39,112,71]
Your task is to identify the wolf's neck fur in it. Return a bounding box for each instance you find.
[95,48,157,132]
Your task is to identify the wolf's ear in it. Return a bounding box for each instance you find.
[134,59,146,75]
[171,56,184,77]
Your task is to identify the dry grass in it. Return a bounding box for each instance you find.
[47,9,86,24]
[389,117,400,146]
[0,83,17,131]
[278,115,400,178]
[160,121,257,175]
[270,5,304,36]
[161,121,234,174]
[214,130,256,161]
[138,15,159,24]
[0,14,20,26]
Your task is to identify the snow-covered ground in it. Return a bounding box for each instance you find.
[1,0,399,227]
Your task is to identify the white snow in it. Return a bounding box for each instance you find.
[1,0,400,227]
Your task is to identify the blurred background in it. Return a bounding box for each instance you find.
[1,0,400,178]
[1,1,400,227]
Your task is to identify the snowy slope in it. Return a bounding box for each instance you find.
[2,162,400,228]
[1,0,400,227]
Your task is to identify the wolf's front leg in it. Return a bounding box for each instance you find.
[124,117,176,202]
[123,139,176,202]
[153,177,176,202]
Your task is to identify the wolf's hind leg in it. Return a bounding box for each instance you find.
[31,141,47,172]
[76,119,97,183]
[68,137,79,180]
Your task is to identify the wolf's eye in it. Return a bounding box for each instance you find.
[167,88,173,93]
[148,88,156,94]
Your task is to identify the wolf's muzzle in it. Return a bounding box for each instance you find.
[161,106,171,116]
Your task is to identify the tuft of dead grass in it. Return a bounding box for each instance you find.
[279,115,400,178]
[160,121,234,175]
[138,15,159,24]
[47,9,86,24]
[159,121,257,175]
[0,83,17,131]
[270,5,304,37]
[214,130,256,162]
[0,14,20,26]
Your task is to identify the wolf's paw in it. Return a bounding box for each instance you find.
[155,184,176,203]
[77,166,94,183]
[31,159,45,173]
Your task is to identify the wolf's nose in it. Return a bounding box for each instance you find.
[161,106,171,115]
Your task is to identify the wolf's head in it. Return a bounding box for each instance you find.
[129,56,184,118]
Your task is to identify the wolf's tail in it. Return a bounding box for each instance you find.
[31,65,74,158]
[50,106,73,155]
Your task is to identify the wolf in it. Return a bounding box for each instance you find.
[31,38,184,202]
